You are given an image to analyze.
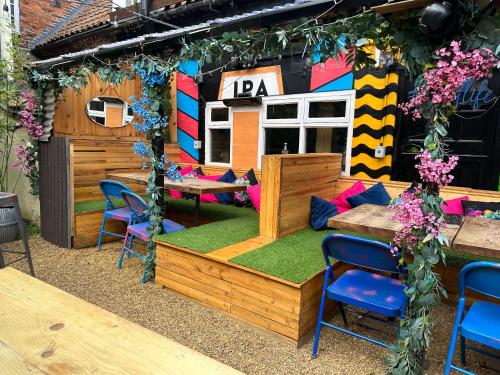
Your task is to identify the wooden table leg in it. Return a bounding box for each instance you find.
[194,195,200,227]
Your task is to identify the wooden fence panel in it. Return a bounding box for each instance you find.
[260,153,342,239]
[71,138,145,202]
[39,136,71,248]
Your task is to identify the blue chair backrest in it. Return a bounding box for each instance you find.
[100,180,131,209]
[121,190,149,222]
[322,233,405,275]
[459,261,500,300]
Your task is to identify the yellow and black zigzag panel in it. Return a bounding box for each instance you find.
[351,68,399,180]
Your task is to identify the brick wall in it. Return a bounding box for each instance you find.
[19,0,78,46]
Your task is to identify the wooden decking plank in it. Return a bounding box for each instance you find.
[207,236,274,261]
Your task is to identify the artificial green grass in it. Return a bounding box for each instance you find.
[157,214,259,254]
[230,228,496,284]
[230,229,376,284]
[156,200,259,254]
[74,197,128,214]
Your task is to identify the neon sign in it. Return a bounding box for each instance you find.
[455,78,497,111]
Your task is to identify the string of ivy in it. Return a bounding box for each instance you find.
[30,6,499,374]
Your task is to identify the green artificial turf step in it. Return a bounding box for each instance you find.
[155,200,259,254]
[230,228,497,284]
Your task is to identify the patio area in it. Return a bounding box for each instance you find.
[3,235,497,375]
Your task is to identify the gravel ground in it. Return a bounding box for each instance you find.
[4,236,498,375]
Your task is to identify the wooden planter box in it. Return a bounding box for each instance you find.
[155,241,348,345]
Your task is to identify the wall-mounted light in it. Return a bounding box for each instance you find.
[3,0,9,13]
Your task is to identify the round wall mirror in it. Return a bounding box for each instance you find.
[86,96,133,128]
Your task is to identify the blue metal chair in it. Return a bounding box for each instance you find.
[97,180,133,250]
[118,190,185,270]
[312,233,407,358]
[444,261,500,375]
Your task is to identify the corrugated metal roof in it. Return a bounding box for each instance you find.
[32,0,336,68]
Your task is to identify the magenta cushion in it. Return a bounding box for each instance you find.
[169,165,193,199]
[331,181,366,213]
[247,184,261,213]
[198,175,222,203]
[442,196,469,215]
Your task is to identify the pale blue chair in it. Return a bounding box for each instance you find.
[444,261,500,375]
[312,233,407,358]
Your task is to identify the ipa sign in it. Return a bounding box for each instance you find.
[218,66,284,100]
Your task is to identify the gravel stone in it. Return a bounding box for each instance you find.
[4,236,498,374]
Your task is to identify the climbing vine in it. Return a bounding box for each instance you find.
[386,41,498,374]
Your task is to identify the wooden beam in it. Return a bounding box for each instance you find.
[371,0,432,14]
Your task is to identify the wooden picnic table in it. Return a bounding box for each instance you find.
[107,171,246,225]
[452,217,500,259]
[327,204,461,246]
[0,267,242,375]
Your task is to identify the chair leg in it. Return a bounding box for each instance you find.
[460,335,466,365]
[14,202,34,276]
[339,303,348,326]
[312,268,331,358]
[444,299,465,375]
[118,230,130,271]
[127,236,134,258]
[97,215,107,251]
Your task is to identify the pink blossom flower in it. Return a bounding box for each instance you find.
[400,42,498,118]
[415,150,458,188]
[17,91,43,140]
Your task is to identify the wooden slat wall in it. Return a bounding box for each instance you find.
[156,244,303,342]
[71,138,146,202]
[260,153,342,239]
[53,74,142,138]
[39,137,71,248]
[334,177,500,202]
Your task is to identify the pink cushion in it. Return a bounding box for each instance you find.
[442,196,469,215]
[198,175,222,203]
[247,184,261,213]
[169,165,193,199]
[330,181,366,213]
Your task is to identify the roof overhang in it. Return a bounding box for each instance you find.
[31,0,343,69]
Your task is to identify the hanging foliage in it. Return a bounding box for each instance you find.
[385,41,498,375]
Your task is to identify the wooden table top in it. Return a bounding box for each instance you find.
[327,204,461,245]
[108,171,246,195]
[0,267,242,375]
[452,217,500,259]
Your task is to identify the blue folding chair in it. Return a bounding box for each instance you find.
[444,261,500,375]
[312,233,407,358]
[97,180,133,251]
[118,190,185,270]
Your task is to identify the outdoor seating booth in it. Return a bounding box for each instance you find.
[37,48,500,344]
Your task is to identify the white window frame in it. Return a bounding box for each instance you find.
[205,101,232,167]
[258,91,355,175]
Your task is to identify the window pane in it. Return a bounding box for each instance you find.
[210,129,230,163]
[306,127,348,169]
[211,107,229,122]
[264,128,300,155]
[309,101,346,118]
[266,103,298,120]
[89,101,104,112]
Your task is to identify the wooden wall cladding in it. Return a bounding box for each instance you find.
[155,242,347,345]
[53,74,142,138]
[73,211,126,249]
[260,153,342,239]
[334,177,500,202]
[71,138,145,202]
